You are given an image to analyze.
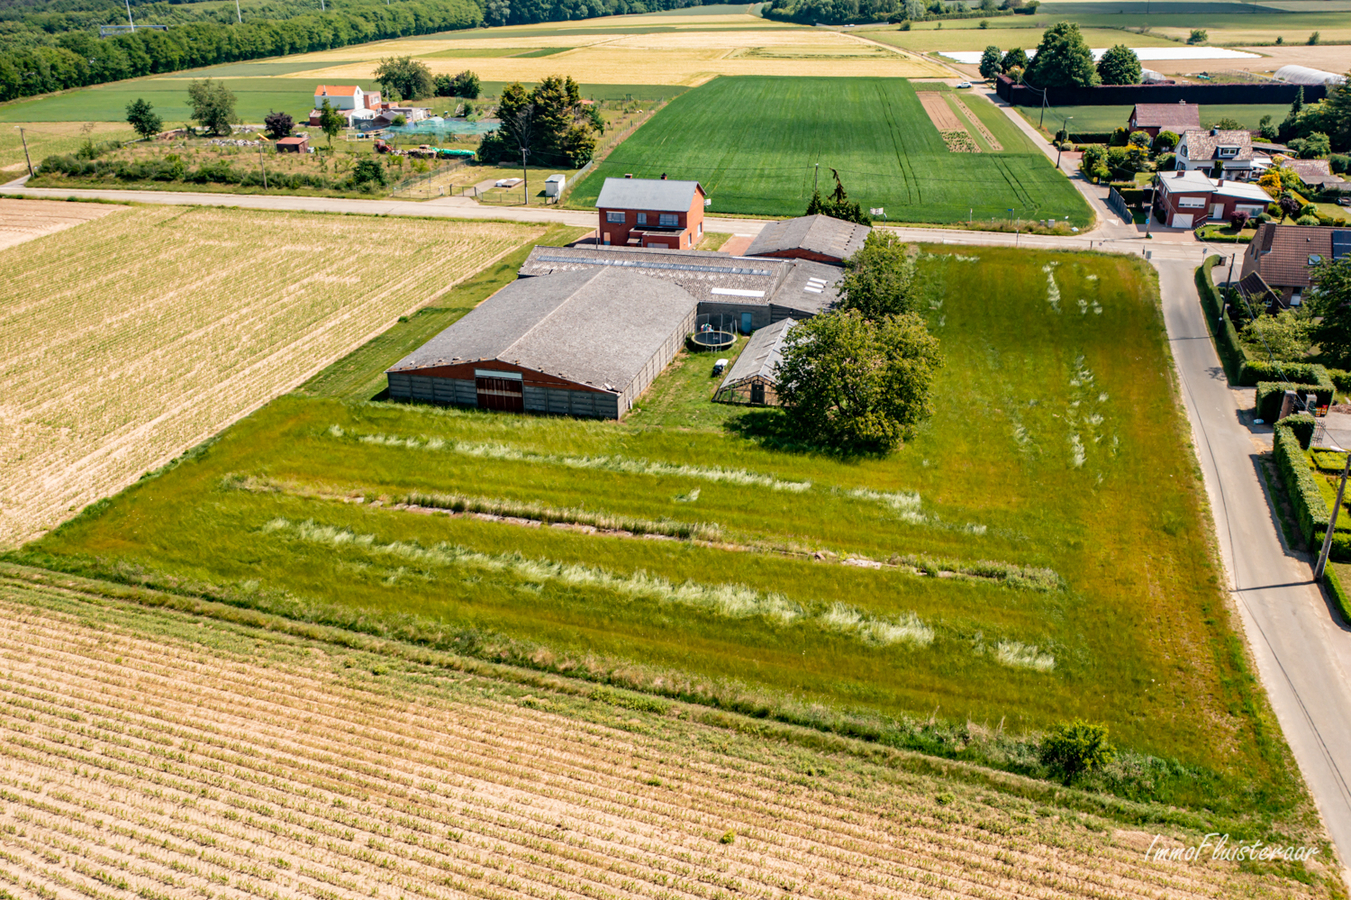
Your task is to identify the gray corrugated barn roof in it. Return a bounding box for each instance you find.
[387,267,697,392]
[518,245,841,316]
[595,177,703,212]
[745,215,871,263]
[720,318,796,392]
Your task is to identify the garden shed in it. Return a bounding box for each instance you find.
[386,267,697,419]
[714,318,796,406]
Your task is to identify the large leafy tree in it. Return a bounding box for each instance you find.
[999,47,1028,73]
[1324,74,1351,151]
[1025,22,1098,88]
[776,310,942,453]
[1311,256,1351,367]
[979,45,1002,80]
[1095,44,1141,85]
[186,78,236,136]
[374,55,435,101]
[124,97,161,140]
[838,231,917,318]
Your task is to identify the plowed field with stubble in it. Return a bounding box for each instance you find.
[0,571,1336,900]
[0,205,541,547]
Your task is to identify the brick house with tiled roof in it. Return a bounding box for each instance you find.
[1239,222,1351,305]
[1177,128,1255,180]
[1128,101,1201,138]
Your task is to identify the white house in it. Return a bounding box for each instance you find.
[314,85,366,111]
[1176,128,1255,181]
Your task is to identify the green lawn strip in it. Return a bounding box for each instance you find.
[19,245,1293,812]
[5,563,1321,851]
[417,47,536,59]
[1025,104,1296,138]
[296,224,589,402]
[567,76,1092,226]
[0,77,328,124]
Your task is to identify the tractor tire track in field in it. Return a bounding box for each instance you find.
[875,81,919,206]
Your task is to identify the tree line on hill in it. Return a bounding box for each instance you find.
[762,0,1036,27]
[0,0,726,104]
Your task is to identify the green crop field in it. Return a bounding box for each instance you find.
[569,76,1093,226]
[16,243,1305,827]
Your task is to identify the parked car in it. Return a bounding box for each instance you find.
[955,81,973,89]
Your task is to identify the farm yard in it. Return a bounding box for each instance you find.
[0,202,544,548]
[569,77,1092,225]
[19,241,1320,849]
[0,570,1336,900]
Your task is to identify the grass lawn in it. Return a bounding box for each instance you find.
[17,243,1303,826]
[1021,103,1294,137]
[568,76,1092,226]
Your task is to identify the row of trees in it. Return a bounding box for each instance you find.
[978,24,1140,87]
[478,76,601,168]
[763,0,1034,27]
[0,0,481,103]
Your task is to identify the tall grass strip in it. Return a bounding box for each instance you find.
[263,518,936,648]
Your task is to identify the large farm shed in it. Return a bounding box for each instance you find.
[744,215,870,265]
[519,244,841,331]
[715,318,797,406]
[386,268,696,419]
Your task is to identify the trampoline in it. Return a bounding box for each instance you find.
[689,327,735,351]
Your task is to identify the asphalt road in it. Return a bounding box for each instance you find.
[1159,257,1351,884]
[7,179,1351,881]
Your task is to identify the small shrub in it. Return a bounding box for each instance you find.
[719,830,736,844]
[1040,719,1115,783]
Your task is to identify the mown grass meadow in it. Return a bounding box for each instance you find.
[569,76,1094,226]
[17,243,1305,824]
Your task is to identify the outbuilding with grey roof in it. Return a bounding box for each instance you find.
[386,267,697,419]
[715,318,796,406]
[745,215,870,265]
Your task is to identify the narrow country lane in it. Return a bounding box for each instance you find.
[1158,257,1351,884]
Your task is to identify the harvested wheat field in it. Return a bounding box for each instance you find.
[295,31,949,85]
[0,568,1336,900]
[0,205,542,547]
[0,198,121,251]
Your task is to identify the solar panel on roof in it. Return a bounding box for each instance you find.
[1333,230,1351,261]
[534,254,775,277]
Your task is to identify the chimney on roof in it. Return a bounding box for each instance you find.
[1179,99,1186,104]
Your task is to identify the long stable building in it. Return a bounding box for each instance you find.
[386,268,697,419]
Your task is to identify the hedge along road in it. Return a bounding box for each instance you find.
[9,181,1351,879]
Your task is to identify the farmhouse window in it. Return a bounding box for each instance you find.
[659,213,678,227]
[1178,196,1206,208]
[1218,146,1238,157]
[606,211,626,223]
[637,213,647,225]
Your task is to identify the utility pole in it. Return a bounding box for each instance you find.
[16,127,33,177]
[1056,116,1073,170]
[124,0,134,27]
[1144,172,1157,237]
[257,142,268,190]
[1227,252,1237,284]
[1315,453,1350,580]
[520,147,529,206]
[234,0,242,22]
[1038,86,1047,128]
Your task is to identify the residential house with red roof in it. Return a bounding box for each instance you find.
[1239,222,1351,306]
[1128,101,1201,138]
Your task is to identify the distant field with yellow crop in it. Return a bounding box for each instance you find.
[291,27,949,85]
